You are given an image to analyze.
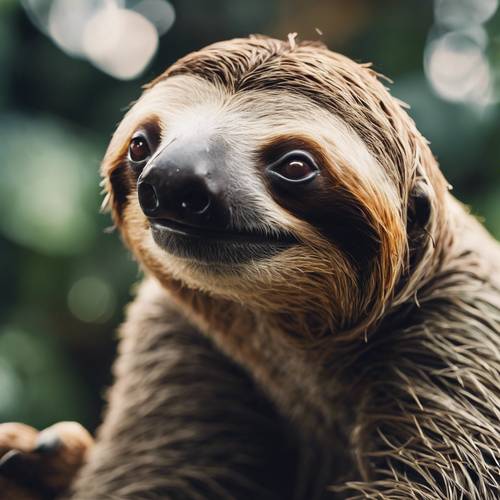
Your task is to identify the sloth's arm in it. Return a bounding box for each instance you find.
[69,277,298,500]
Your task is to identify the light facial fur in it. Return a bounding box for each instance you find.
[103,75,410,338]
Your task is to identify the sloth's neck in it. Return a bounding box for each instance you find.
[160,198,462,440]
[167,282,348,442]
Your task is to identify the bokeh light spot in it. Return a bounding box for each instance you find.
[0,357,23,414]
[130,0,175,35]
[435,0,498,29]
[68,276,116,323]
[0,115,97,255]
[425,31,493,105]
[83,2,158,80]
[22,0,174,80]
[48,0,99,56]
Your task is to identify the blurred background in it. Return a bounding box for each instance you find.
[0,0,499,432]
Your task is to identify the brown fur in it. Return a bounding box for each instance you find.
[3,36,499,499]
[91,36,500,499]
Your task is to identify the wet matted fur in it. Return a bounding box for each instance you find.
[67,36,500,499]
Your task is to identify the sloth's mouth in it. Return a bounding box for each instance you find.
[149,218,297,264]
[151,218,295,243]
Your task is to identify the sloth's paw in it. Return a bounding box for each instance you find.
[0,422,93,500]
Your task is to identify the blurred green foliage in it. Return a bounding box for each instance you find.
[0,0,499,432]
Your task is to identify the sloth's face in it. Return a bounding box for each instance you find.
[103,44,433,324]
[116,75,398,267]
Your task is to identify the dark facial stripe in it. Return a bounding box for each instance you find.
[108,116,163,219]
[109,163,135,219]
[257,135,380,271]
[258,135,330,168]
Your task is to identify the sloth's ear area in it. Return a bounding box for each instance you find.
[407,179,433,231]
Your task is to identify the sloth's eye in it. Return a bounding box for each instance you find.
[129,135,151,163]
[267,151,319,184]
[280,159,314,180]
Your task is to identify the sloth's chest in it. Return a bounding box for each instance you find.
[207,319,351,442]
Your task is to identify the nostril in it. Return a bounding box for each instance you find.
[138,182,160,215]
[180,188,211,215]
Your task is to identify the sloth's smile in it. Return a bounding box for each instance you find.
[149,218,297,264]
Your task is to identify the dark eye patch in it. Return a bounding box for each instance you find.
[108,116,162,220]
[108,163,133,223]
[257,135,380,270]
[127,118,163,176]
[267,150,320,185]
[259,136,328,167]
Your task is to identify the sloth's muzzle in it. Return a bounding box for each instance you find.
[136,138,295,263]
[137,138,230,232]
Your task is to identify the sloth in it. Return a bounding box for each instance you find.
[1,36,499,500]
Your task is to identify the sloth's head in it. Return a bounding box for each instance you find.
[102,36,448,339]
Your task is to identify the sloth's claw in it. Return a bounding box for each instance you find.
[33,432,63,455]
[0,448,25,474]
[0,421,93,500]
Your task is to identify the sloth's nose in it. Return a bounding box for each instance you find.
[137,141,230,230]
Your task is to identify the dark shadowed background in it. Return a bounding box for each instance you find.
[1,0,499,432]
